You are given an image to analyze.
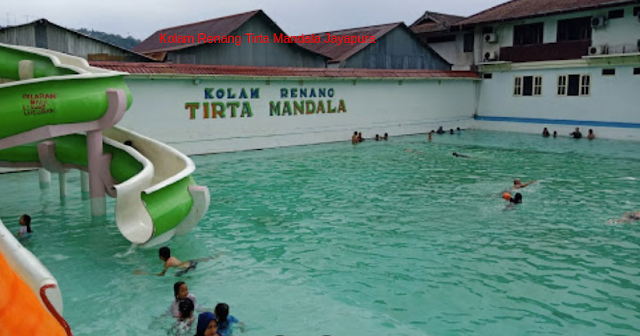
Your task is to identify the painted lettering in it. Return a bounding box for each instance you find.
[240,102,253,117]
[212,102,225,118]
[185,102,199,119]
[270,101,281,116]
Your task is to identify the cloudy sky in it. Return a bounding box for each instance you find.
[4,0,505,40]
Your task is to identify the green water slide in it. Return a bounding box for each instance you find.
[0,43,210,245]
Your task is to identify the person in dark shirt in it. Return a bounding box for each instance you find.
[542,128,550,137]
[570,127,582,139]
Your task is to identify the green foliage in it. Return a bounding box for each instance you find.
[76,28,141,50]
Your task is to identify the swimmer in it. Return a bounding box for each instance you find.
[351,131,358,144]
[134,246,222,277]
[169,298,196,334]
[542,127,550,137]
[214,303,244,336]
[16,214,32,238]
[609,211,640,224]
[167,281,200,318]
[502,192,522,206]
[452,152,470,158]
[512,178,536,189]
[194,312,217,336]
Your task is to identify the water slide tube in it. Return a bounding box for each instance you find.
[0,44,210,332]
[0,218,71,336]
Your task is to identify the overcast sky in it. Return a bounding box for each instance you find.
[4,0,506,40]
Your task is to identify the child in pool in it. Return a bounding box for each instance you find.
[169,298,196,335]
[135,247,221,276]
[195,312,218,336]
[214,303,245,336]
[16,214,32,238]
[167,281,200,318]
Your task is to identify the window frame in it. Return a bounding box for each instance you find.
[533,76,543,96]
[514,75,542,96]
[513,22,544,46]
[557,74,591,96]
[513,76,523,96]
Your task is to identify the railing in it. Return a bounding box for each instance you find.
[499,40,591,62]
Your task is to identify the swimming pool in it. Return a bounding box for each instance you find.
[2,130,640,336]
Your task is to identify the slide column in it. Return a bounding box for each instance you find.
[87,130,106,216]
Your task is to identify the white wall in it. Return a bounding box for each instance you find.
[119,77,478,154]
[592,6,640,51]
[429,32,474,70]
[476,64,640,140]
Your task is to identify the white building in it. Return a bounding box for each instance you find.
[418,0,640,140]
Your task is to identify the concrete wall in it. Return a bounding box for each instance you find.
[422,32,474,70]
[119,76,478,155]
[475,63,640,140]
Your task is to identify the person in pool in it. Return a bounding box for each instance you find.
[502,192,522,205]
[512,178,536,189]
[214,303,244,336]
[167,281,200,318]
[610,211,640,224]
[16,214,32,238]
[134,247,222,277]
[194,312,218,336]
[542,128,550,137]
[168,298,196,335]
[452,152,470,158]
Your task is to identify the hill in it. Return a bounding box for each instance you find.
[76,28,141,50]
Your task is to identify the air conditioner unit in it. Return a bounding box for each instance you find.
[588,45,607,55]
[483,33,498,43]
[483,51,498,61]
[591,16,606,28]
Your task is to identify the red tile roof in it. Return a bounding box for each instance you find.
[458,0,637,26]
[133,10,260,54]
[90,61,478,79]
[410,12,466,34]
[297,23,402,63]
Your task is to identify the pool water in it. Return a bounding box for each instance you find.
[1,130,640,336]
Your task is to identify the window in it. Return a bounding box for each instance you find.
[557,76,567,95]
[482,73,493,79]
[602,68,615,75]
[534,76,542,95]
[557,17,591,41]
[463,32,474,52]
[634,67,640,75]
[513,22,543,45]
[635,7,640,16]
[514,77,522,95]
[558,74,591,96]
[482,27,494,34]
[580,75,590,95]
[514,75,542,96]
[608,9,624,19]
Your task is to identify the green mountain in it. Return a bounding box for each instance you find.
[76,28,141,50]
